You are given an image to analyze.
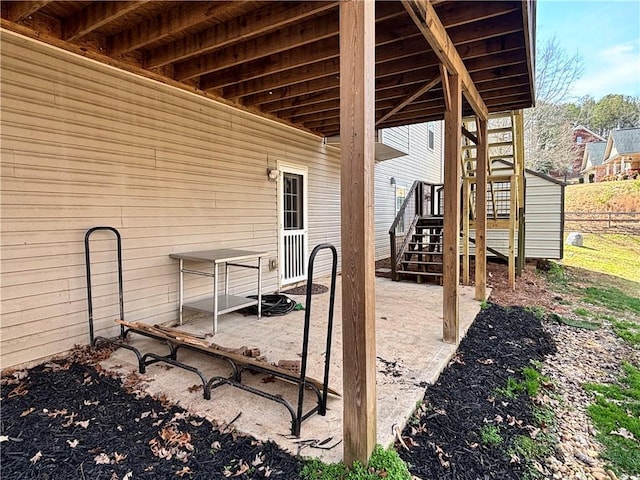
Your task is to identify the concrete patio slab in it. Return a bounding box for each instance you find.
[100,276,485,464]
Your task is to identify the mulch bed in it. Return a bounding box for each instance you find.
[281,283,329,295]
[1,349,301,480]
[2,303,557,479]
[398,304,557,479]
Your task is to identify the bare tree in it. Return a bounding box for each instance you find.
[525,36,584,174]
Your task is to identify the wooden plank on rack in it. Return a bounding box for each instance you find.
[115,320,340,396]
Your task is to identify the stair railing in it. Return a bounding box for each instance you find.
[389,180,443,279]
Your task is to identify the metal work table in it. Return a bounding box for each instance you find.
[169,248,268,333]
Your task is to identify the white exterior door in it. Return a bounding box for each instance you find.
[278,163,308,286]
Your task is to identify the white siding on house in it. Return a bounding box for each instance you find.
[379,125,410,154]
[374,122,443,260]
[0,31,341,368]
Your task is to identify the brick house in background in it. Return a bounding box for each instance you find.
[566,125,605,183]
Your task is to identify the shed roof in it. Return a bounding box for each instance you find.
[0,0,535,137]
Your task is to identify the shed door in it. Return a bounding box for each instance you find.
[278,164,308,285]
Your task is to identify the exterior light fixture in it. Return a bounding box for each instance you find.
[267,168,280,180]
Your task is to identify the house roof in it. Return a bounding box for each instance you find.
[0,1,535,138]
[573,125,605,142]
[609,128,640,155]
[584,142,606,167]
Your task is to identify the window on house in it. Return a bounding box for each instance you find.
[428,123,435,150]
[283,173,304,230]
[576,136,583,144]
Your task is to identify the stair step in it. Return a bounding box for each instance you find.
[401,260,442,266]
[397,270,443,277]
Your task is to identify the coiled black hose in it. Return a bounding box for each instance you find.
[242,294,298,317]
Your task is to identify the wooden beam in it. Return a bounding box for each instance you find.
[62,1,148,41]
[443,74,462,344]
[475,117,488,301]
[340,0,377,467]
[375,76,440,126]
[461,126,478,145]
[109,2,249,56]
[443,10,524,46]
[146,1,338,69]
[440,64,451,112]
[5,1,51,22]
[200,10,419,91]
[174,13,339,82]
[433,1,520,28]
[402,0,488,119]
[200,37,339,91]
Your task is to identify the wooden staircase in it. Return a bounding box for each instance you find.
[389,111,526,287]
[396,215,444,283]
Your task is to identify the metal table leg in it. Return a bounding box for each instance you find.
[257,256,263,319]
[178,259,184,325]
[213,262,219,333]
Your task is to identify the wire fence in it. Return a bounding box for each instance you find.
[564,212,640,234]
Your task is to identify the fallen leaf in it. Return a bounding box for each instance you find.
[48,409,68,418]
[232,460,250,477]
[610,427,635,440]
[94,453,111,464]
[30,451,42,464]
[0,436,9,443]
[477,358,495,365]
[67,439,79,448]
[176,466,192,477]
[114,452,128,463]
[75,420,90,429]
[83,400,100,406]
[20,407,35,417]
[123,472,133,480]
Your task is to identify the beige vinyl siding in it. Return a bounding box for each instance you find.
[467,161,564,260]
[374,122,444,260]
[0,30,341,368]
[379,125,410,154]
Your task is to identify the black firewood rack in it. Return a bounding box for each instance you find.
[85,226,338,436]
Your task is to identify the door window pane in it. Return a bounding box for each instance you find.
[284,173,304,230]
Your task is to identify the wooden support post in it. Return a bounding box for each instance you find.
[508,174,517,289]
[475,117,488,301]
[514,110,526,276]
[462,177,470,286]
[340,0,377,467]
[443,72,461,344]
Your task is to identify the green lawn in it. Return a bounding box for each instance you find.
[562,233,640,284]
